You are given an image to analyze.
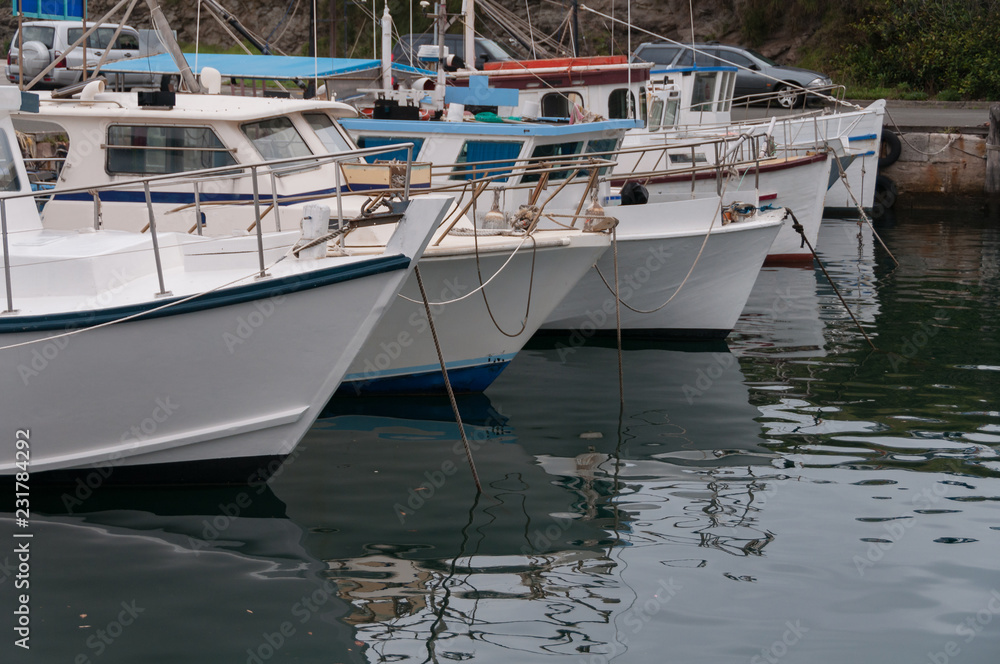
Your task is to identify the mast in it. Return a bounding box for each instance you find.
[571,0,580,57]
[202,0,273,54]
[463,0,476,70]
[145,0,202,92]
[381,4,392,92]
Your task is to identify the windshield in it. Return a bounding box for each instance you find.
[745,48,777,66]
[0,130,22,192]
[242,117,312,161]
[304,113,353,154]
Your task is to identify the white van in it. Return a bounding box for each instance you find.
[6,21,161,89]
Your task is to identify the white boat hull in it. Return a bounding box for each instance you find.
[614,153,829,262]
[542,198,784,337]
[340,230,610,394]
[0,197,451,476]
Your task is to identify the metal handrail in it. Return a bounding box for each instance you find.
[0,140,420,313]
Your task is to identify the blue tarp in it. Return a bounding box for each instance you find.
[99,53,435,79]
[14,0,85,20]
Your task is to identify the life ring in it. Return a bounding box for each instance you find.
[878,130,902,169]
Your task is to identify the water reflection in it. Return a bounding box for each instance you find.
[5,201,1000,663]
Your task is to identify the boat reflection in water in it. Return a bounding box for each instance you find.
[7,343,783,662]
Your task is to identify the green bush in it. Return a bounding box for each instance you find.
[838,0,1000,99]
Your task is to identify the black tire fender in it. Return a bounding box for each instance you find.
[874,173,898,210]
[878,130,902,169]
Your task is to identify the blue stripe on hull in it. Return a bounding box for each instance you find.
[337,360,511,396]
[1,254,409,334]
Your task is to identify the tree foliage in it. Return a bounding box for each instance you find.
[838,0,1000,98]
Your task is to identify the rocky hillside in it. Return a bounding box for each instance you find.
[0,0,849,70]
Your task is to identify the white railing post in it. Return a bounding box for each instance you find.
[251,166,268,279]
[143,182,171,297]
[1,199,16,314]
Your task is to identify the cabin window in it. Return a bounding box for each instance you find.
[522,141,583,182]
[304,113,353,154]
[450,140,522,182]
[585,138,618,176]
[691,72,719,112]
[540,92,584,119]
[661,98,679,128]
[106,125,237,175]
[354,136,425,163]
[669,153,708,165]
[241,117,312,161]
[648,98,664,132]
[0,130,22,192]
[608,89,635,119]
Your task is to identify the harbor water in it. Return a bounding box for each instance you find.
[4,197,999,663]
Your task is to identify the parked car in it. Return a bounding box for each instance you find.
[632,42,833,108]
[6,21,161,89]
[392,33,513,71]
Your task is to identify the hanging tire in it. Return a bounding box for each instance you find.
[874,174,898,211]
[878,130,902,169]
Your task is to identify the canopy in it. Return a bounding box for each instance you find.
[99,53,434,79]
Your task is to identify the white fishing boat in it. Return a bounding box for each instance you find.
[541,196,786,337]
[0,87,449,478]
[13,77,615,395]
[471,55,885,215]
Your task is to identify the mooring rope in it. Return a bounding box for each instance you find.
[414,266,483,494]
[831,149,900,267]
[787,208,878,352]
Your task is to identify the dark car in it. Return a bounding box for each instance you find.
[632,42,832,108]
[392,33,513,71]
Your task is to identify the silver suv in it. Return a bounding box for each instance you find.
[632,42,833,108]
[6,21,160,89]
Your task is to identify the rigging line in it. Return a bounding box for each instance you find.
[578,4,859,110]
[831,147,899,267]
[471,187,537,338]
[396,233,533,305]
[420,490,484,664]
[594,160,740,314]
[0,253,290,352]
[414,265,484,494]
[612,224,624,406]
[270,0,302,46]
[786,209,879,352]
[265,0,298,43]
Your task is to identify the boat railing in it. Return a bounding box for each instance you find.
[1,141,420,313]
